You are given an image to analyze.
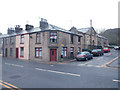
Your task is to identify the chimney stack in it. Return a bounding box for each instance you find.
[40,18,48,29]
[90,19,92,27]
[15,25,23,33]
[7,28,15,34]
[25,24,34,30]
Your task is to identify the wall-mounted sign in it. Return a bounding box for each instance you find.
[61,44,64,46]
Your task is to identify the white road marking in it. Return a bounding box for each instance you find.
[35,68,80,77]
[78,64,86,66]
[87,65,93,67]
[113,79,120,82]
[5,63,24,68]
[78,64,102,68]
[95,65,102,68]
[50,65,54,66]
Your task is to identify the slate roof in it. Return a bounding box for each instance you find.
[77,28,91,33]
[77,27,96,34]
[97,35,107,39]
[0,24,82,38]
[77,27,107,40]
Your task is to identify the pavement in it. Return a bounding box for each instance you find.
[2,56,76,65]
[1,49,120,89]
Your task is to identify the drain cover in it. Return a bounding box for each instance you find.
[9,75,21,79]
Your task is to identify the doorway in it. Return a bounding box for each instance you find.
[16,48,19,58]
[50,49,57,61]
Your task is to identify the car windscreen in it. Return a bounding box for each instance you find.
[92,50,97,52]
[77,52,86,55]
[104,48,108,49]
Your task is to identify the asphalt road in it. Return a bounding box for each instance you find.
[1,49,120,89]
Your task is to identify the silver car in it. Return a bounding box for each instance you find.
[76,51,93,61]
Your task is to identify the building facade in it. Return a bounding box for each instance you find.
[1,19,82,62]
[1,19,109,62]
[70,26,109,50]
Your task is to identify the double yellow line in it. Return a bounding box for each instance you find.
[102,55,120,68]
[0,80,22,90]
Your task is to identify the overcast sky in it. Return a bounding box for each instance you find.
[0,0,119,34]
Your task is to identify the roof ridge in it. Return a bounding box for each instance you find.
[49,24,66,31]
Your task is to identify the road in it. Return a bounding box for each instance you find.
[1,49,120,89]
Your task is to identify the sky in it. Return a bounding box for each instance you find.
[0,0,119,34]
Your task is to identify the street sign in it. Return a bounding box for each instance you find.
[61,44,64,46]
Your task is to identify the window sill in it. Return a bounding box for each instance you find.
[35,43,41,44]
[50,42,57,43]
[20,56,24,58]
[10,43,14,45]
[62,56,67,58]
[35,56,42,58]
[20,43,24,44]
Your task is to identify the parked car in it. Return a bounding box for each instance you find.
[82,49,92,53]
[91,49,104,56]
[102,47,110,53]
[76,51,93,61]
[114,46,120,50]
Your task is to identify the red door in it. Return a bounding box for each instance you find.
[50,49,57,61]
[16,48,19,58]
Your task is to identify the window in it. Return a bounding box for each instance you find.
[10,36,14,44]
[20,35,24,44]
[78,47,81,52]
[70,34,74,44]
[62,47,67,57]
[50,32,57,43]
[5,38,8,45]
[78,36,81,44]
[87,36,89,44]
[70,47,74,55]
[20,47,24,57]
[93,40,94,45]
[36,33,41,43]
[35,47,42,57]
[10,48,13,56]
[52,50,54,55]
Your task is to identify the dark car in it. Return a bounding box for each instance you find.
[76,51,93,61]
[91,49,104,56]
[82,49,92,53]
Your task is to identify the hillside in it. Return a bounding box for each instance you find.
[99,28,120,45]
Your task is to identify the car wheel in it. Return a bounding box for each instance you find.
[85,58,88,61]
[91,57,93,59]
[76,59,79,61]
